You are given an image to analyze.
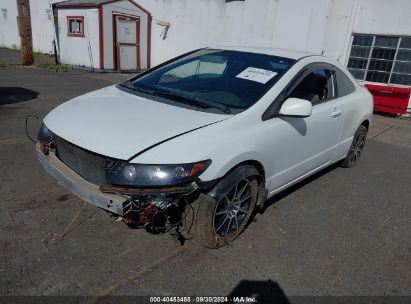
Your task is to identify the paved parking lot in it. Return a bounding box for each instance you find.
[1,49,410,300]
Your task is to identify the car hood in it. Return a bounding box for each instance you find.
[44,85,231,160]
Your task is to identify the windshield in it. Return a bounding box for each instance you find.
[126,49,295,112]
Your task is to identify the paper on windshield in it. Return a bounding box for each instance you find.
[236,67,278,84]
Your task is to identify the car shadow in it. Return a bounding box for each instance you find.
[260,162,341,214]
[281,116,307,136]
[227,279,291,304]
[0,87,39,105]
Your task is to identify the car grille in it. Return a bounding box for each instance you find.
[54,136,109,185]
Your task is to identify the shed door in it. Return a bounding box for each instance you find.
[115,15,140,70]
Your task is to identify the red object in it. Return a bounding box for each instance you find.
[147,14,152,69]
[122,214,135,224]
[66,16,85,37]
[139,204,159,224]
[364,84,411,115]
[98,5,104,69]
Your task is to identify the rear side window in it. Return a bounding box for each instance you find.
[335,67,356,97]
[288,69,334,105]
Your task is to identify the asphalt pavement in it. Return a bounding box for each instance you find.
[0,49,410,301]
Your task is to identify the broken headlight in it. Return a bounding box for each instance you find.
[37,123,53,154]
[107,160,211,187]
[37,123,53,143]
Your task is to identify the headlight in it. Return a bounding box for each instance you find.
[107,160,211,187]
[37,123,53,143]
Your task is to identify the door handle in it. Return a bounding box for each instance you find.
[331,109,342,117]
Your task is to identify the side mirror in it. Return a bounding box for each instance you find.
[279,98,312,117]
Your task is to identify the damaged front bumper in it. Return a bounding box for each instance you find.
[36,144,128,215]
[36,143,197,220]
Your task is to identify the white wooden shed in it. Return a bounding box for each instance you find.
[54,0,152,71]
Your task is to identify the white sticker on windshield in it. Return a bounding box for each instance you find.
[236,67,277,84]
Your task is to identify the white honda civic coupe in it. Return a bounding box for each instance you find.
[37,47,373,248]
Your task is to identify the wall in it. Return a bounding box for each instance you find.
[135,0,334,66]
[0,0,20,49]
[354,0,411,36]
[321,0,359,64]
[135,0,411,67]
[1,0,411,68]
[57,8,100,68]
[30,0,56,54]
[0,0,56,53]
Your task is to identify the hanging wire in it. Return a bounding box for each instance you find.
[25,114,40,143]
[41,201,89,249]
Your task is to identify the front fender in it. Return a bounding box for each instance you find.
[130,113,271,182]
[207,165,261,200]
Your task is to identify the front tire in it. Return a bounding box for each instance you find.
[188,175,259,249]
[340,124,368,168]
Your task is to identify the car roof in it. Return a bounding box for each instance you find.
[208,45,319,60]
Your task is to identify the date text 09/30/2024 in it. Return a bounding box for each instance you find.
[149,296,257,303]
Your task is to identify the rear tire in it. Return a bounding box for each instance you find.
[340,124,368,168]
[187,175,259,249]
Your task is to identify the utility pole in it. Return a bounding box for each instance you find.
[16,0,34,65]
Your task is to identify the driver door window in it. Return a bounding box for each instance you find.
[289,69,335,105]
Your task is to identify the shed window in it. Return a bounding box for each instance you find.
[348,34,411,86]
[67,16,84,37]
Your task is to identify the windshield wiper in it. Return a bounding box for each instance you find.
[118,81,157,95]
[153,89,232,114]
[119,82,231,114]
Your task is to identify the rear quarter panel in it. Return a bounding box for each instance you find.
[336,86,373,160]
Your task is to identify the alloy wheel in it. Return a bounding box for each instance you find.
[347,129,366,166]
[213,179,253,238]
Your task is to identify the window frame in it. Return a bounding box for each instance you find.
[348,34,411,86]
[67,16,85,38]
[284,63,339,103]
[286,67,336,106]
[262,62,351,121]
